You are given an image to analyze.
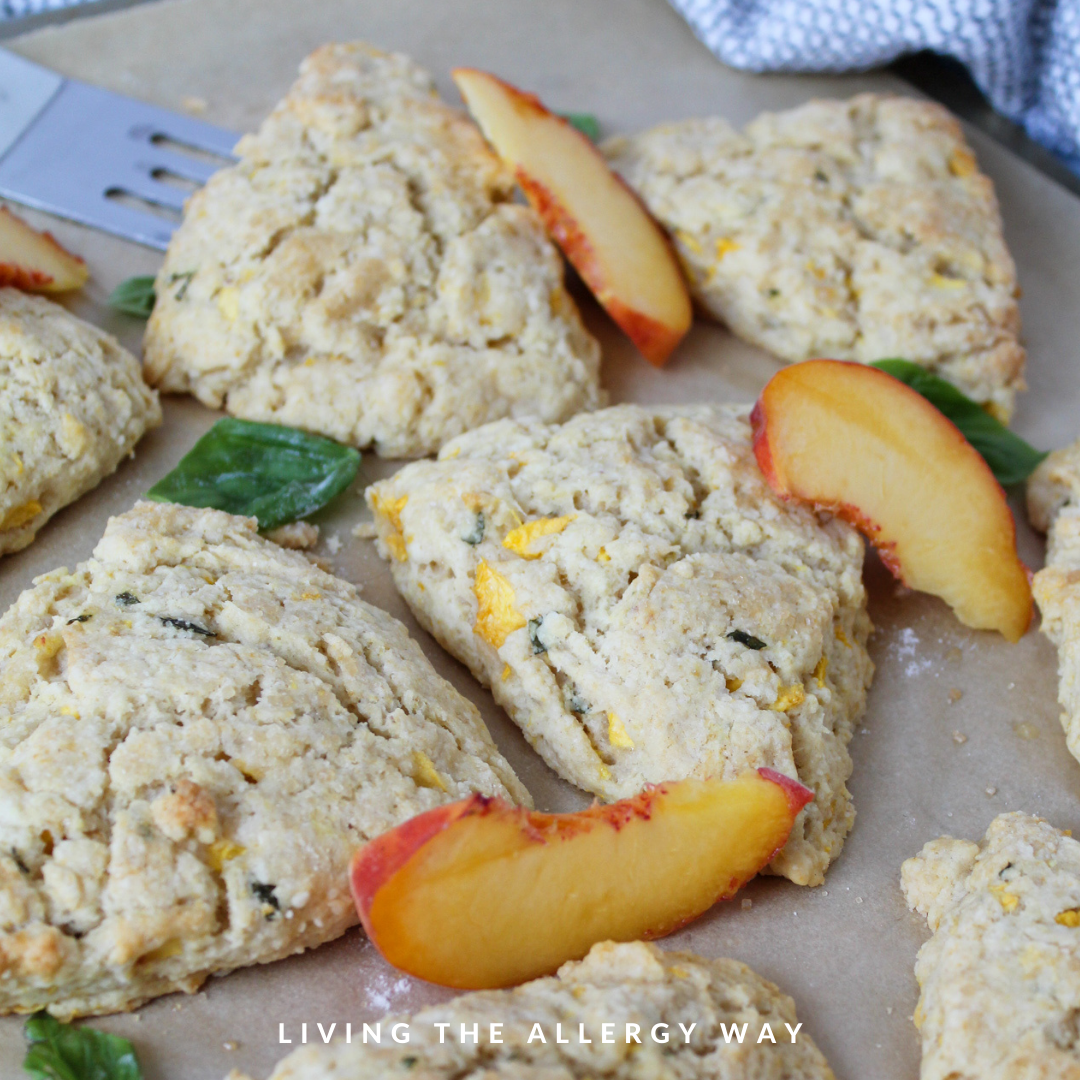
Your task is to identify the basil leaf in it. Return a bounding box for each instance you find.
[147,418,360,532]
[23,1013,142,1080]
[107,276,156,318]
[561,112,600,141]
[871,359,1047,486]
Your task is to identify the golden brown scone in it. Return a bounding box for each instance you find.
[0,288,160,556]
[605,94,1024,419]
[1028,440,1080,765]
[365,404,874,886]
[0,502,527,1018]
[144,42,601,458]
[903,813,1080,1079]
[227,941,835,1080]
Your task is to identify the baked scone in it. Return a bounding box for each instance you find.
[0,288,160,555]
[227,940,835,1080]
[143,42,602,458]
[0,502,527,1018]
[605,94,1024,419]
[366,404,873,885]
[902,813,1080,1079]
[1027,441,1080,765]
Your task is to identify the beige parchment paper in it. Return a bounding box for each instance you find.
[0,1,1078,1076]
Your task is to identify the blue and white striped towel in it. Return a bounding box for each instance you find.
[670,0,1080,174]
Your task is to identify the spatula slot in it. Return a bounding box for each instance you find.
[104,187,182,223]
[149,168,201,194]
[148,131,235,168]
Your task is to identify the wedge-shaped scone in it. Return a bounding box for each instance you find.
[605,94,1024,419]
[143,42,601,458]
[0,288,160,555]
[366,404,873,885]
[1028,440,1080,765]
[0,502,527,1018]
[229,940,835,1080]
[902,813,1080,1079]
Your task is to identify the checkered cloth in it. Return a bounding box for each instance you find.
[670,0,1080,174]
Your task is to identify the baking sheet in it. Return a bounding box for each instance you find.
[0,1,1078,1076]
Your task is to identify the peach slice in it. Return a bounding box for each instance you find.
[751,359,1032,641]
[351,768,811,989]
[452,68,691,367]
[0,207,88,292]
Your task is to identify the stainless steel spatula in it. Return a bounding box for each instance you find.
[0,47,238,250]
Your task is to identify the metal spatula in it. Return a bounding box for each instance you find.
[0,47,238,250]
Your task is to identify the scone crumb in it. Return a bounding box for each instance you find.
[266,521,319,549]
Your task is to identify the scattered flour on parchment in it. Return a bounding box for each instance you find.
[893,627,935,678]
[363,971,414,1013]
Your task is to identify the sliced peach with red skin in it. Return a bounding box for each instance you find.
[351,768,811,989]
[452,68,691,367]
[751,359,1032,641]
[0,206,88,292]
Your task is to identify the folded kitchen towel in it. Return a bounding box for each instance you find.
[669,0,1080,175]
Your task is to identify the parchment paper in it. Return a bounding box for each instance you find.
[0,1,1077,1076]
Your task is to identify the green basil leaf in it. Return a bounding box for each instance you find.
[107,276,156,319]
[871,359,1047,486]
[561,112,600,141]
[147,418,361,532]
[23,1013,142,1080]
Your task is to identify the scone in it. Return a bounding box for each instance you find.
[1027,441,1080,765]
[227,940,835,1080]
[902,813,1080,1079]
[143,41,602,458]
[605,94,1024,419]
[0,502,527,1018]
[366,404,874,885]
[0,288,160,555]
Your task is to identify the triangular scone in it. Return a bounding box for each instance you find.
[1028,441,1080,764]
[0,502,528,1019]
[605,94,1023,420]
[143,42,601,458]
[366,404,873,886]
[0,288,160,556]
[902,813,1080,1079]
[227,940,835,1080]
